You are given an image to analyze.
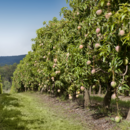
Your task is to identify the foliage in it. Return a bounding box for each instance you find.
[0,63,17,92]
[0,76,3,94]
[3,80,11,90]
[0,84,3,94]
[11,0,130,118]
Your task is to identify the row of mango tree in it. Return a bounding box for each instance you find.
[0,76,3,94]
[11,0,130,122]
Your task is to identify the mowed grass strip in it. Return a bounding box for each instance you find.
[0,93,85,130]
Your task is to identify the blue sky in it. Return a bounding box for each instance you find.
[0,0,71,56]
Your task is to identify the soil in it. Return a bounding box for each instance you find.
[28,92,127,130]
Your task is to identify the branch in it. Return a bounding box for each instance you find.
[115,65,128,76]
[123,65,128,76]
[117,65,128,88]
[95,68,109,74]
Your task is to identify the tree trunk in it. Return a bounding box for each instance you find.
[126,108,130,120]
[84,88,91,108]
[72,90,76,101]
[89,86,91,95]
[103,82,114,110]
[124,90,129,96]
[40,87,44,93]
[93,89,95,95]
[98,83,101,95]
[101,88,104,95]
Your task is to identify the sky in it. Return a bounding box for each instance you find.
[0,0,71,56]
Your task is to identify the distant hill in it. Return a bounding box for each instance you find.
[0,54,26,66]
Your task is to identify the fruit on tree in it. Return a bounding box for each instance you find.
[91,69,96,74]
[97,33,101,37]
[76,94,79,98]
[77,12,79,15]
[85,34,88,37]
[115,116,121,123]
[80,86,85,91]
[107,2,111,6]
[78,26,81,30]
[95,43,100,48]
[76,91,80,94]
[111,81,117,88]
[96,10,102,15]
[55,71,60,74]
[96,28,100,33]
[115,45,120,52]
[92,85,96,89]
[112,93,116,99]
[53,63,57,68]
[108,12,112,15]
[87,60,91,65]
[79,45,83,49]
[105,12,112,19]
[124,58,129,65]
[119,30,125,36]
[57,89,60,93]
[69,96,72,100]
[69,94,72,99]
[51,77,54,81]
[54,58,57,62]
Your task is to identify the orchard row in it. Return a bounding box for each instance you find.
[11,0,130,122]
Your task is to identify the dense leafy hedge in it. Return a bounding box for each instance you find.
[0,84,3,94]
[11,0,130,120]
[0,76,3,94]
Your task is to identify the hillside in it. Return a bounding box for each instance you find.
[0,54,26,66]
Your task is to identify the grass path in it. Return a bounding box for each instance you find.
[0,93,86,130]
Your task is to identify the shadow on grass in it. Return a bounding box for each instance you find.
[75,95,130,120]
[90,96,130,118]
[0,93,46,130]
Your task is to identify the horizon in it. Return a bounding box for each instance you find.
[0,54,26,57]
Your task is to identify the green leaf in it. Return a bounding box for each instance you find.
[111,24,115,32]
[121,14,126,21]
[108,45,111,52]
[103,57,106,62]
[101,1,104,7]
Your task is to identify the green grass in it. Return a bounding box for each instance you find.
[90,95,130,130]
[111,120,130,130]
[90,96,130,108]
[0,93,86,130]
